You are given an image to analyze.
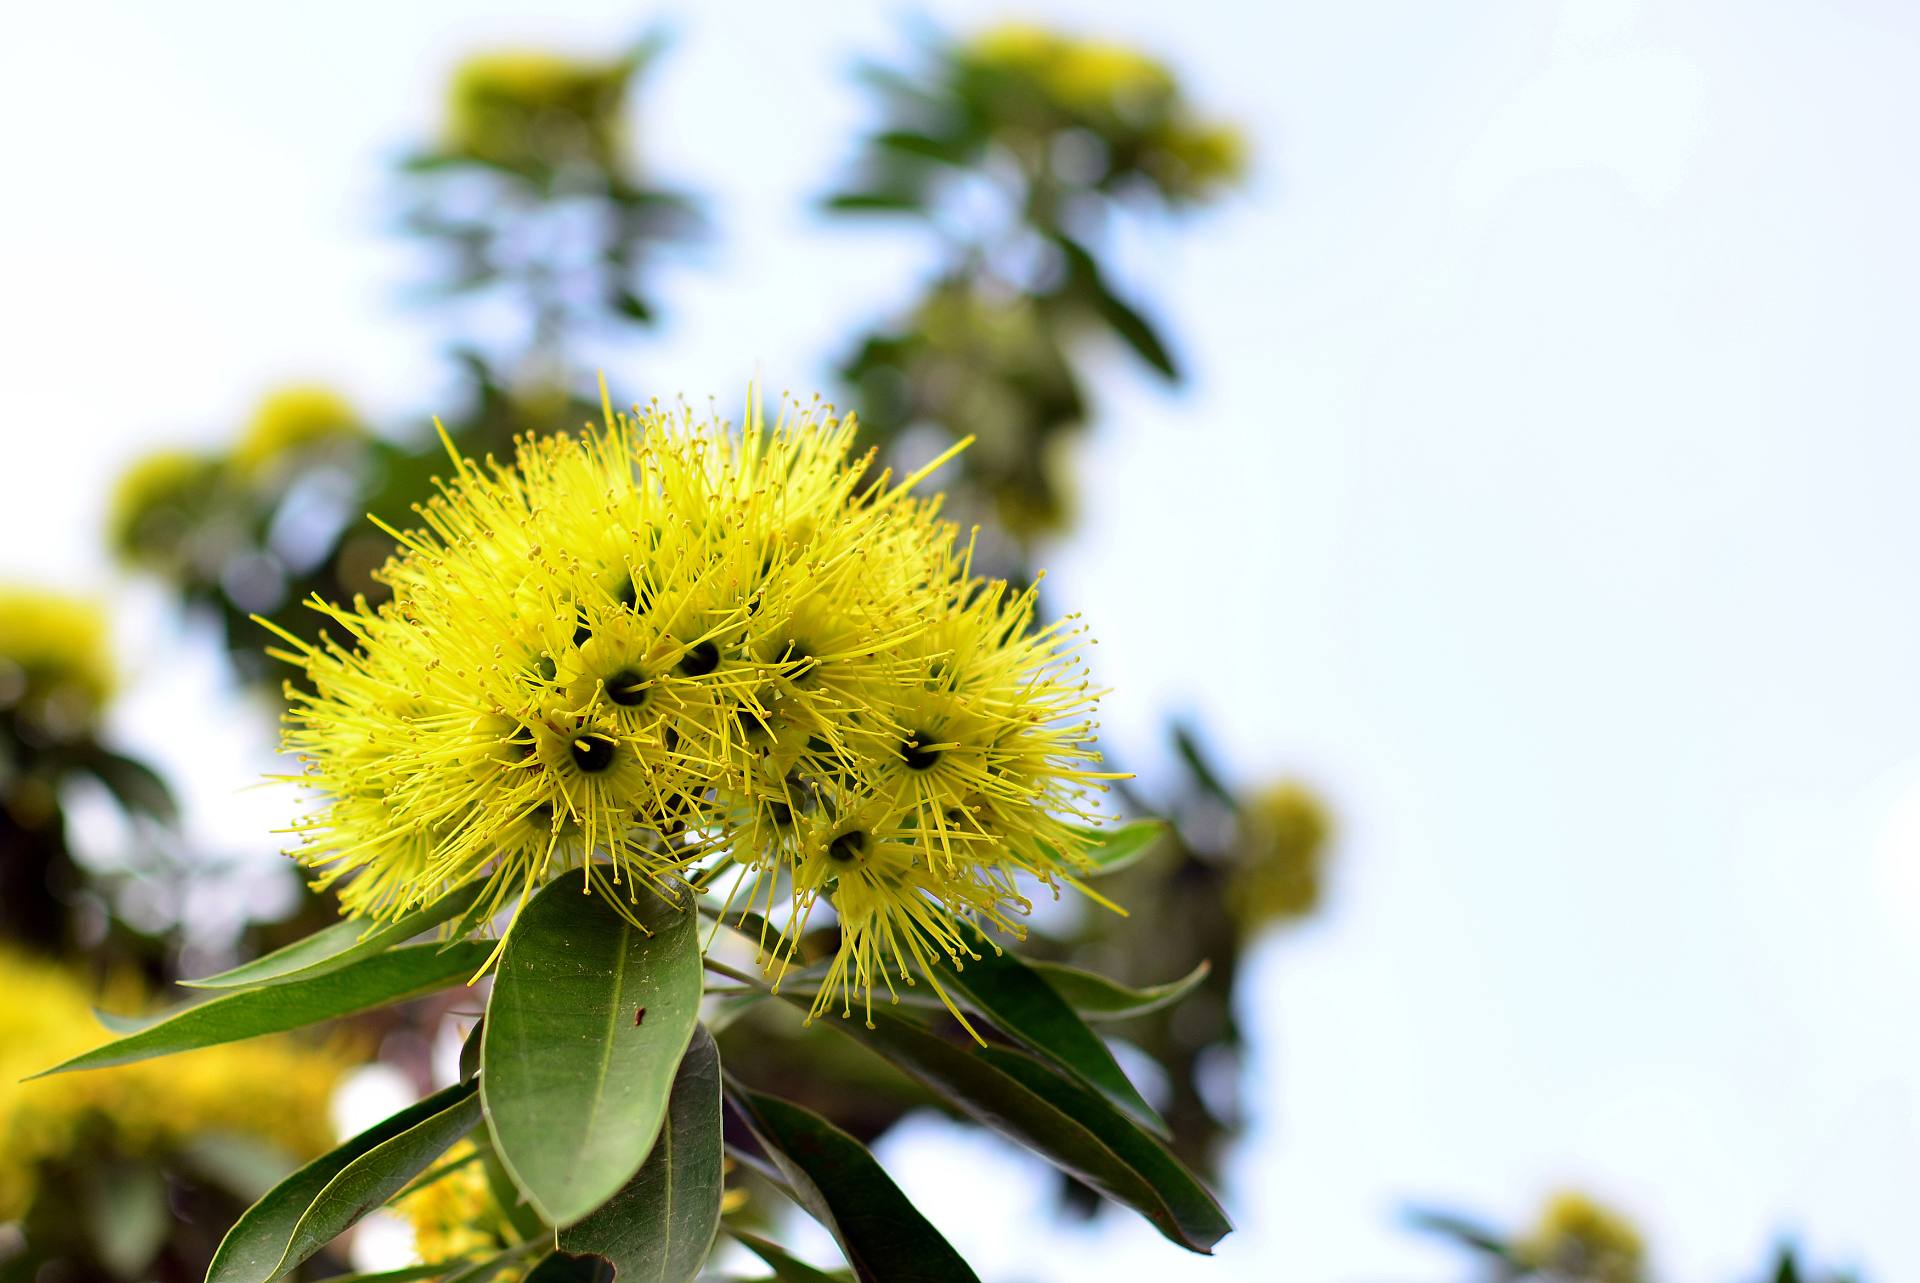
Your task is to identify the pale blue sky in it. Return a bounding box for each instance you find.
[3,1,1918,1280]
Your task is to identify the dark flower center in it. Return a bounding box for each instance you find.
[571,733,618,773]
[678,639,720,677]
[605,669,649,707]
[900,730,942,771]
[828,830,869,863]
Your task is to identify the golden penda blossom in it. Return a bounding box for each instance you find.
[231,384,365,478]
[0,949,355,1222]
[0,585,116,726]
[275,391,1122,1026]
[1519,1191,1648,1283]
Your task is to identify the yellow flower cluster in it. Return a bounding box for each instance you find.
[0,586,116,720]
[444,50,632,177]
[0,949,353,1221]
[1519,1192,1648,1283]
[963,22,1247,198]
[275,395,1116,1023]
[397,1141,518,1268]
[230,385,364,478]
[1228,781,1332,934]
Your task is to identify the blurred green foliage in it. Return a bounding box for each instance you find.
[830,21,1245,544]
[1410,1193,1863,1283]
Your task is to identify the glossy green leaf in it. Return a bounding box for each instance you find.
[560,1026,723,1282]
[726,1086,979,1283]
[184,884,483,990]
[1030,960,1211,1022]
[946,921,1162,1132]
[40,942,494,1076]
[519,1254,614,1283]
[207,1082,480,1283]
[481,876,702,1227]
[727,1227,852,1283]
[824,1009,1230,1254]
[1073,819,1167,875]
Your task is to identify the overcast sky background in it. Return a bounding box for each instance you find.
[4,1,1918,1280]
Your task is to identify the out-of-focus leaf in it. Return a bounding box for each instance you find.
[824,1009,1230,1254]
[1089,281,1179,381]
[1171,721,1238,809]
[482,875,702,1227]
[946,921,1162,1131]
[84,748,178,824]
[1403,1208,1513,1260]
[207,1082,480,1283]
[84,1161,169,1279]
[822,192,926,214]
[612,290,655,324]
[178,1133,301,1205]
[1030,960,1211,1022]
[40,942,494,1075]
[727,1227,853,1283]
[559,1027,723,1282]
[874,130,969,165]
[183,883,483,990]
[726,1086,979,1283]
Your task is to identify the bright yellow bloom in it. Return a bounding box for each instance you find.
[1518,1192,1648,1283]
[0,949,354,1221]
[0,586,115,720]
[275,392,1120,1022]
[231,385,364,477]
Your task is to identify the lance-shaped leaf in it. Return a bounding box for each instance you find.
[559,1026,724,1282]
[823,1009,1231,1254]
[727,1226,853,1283]
[206,1081,480,1283]
[184,883,483,990]
[38,942,495,1076]
[1030,960,1211,1022]
[946,921,1162,1132]
[725,1085,979,1283]
[481,876,702,1227]
[1072,819,1167,875]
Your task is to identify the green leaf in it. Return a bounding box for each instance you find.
[726,1227,853,1283]
[481,876,702,1227]
[184,884,484,990]
[873,130,969,165]
[85,1160,170,1278]
[945,921,1162,1132]
[821,191,925,214]
[40,942,494,1076]
[85,748,178,824]
[559,1026,723,1282]
[519,1254,614,1283]
[1030,960,1211,1022]
[725,1086,979,1283]
[1072,819,1167,875]
[207,1081,481,1283]
[1091,282,1180,381]
[822,1010,1230,1254]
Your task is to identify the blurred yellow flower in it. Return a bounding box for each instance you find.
[397,1140,517,1268]
[1519,1191,1648,1283]
[230,385,364,478]
[1228,781,1332,934]
[0,949,356,1222]
[968,23,1173,114]
[444,50,632,177]
[0,586,115,720]
[106,448,219,567]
